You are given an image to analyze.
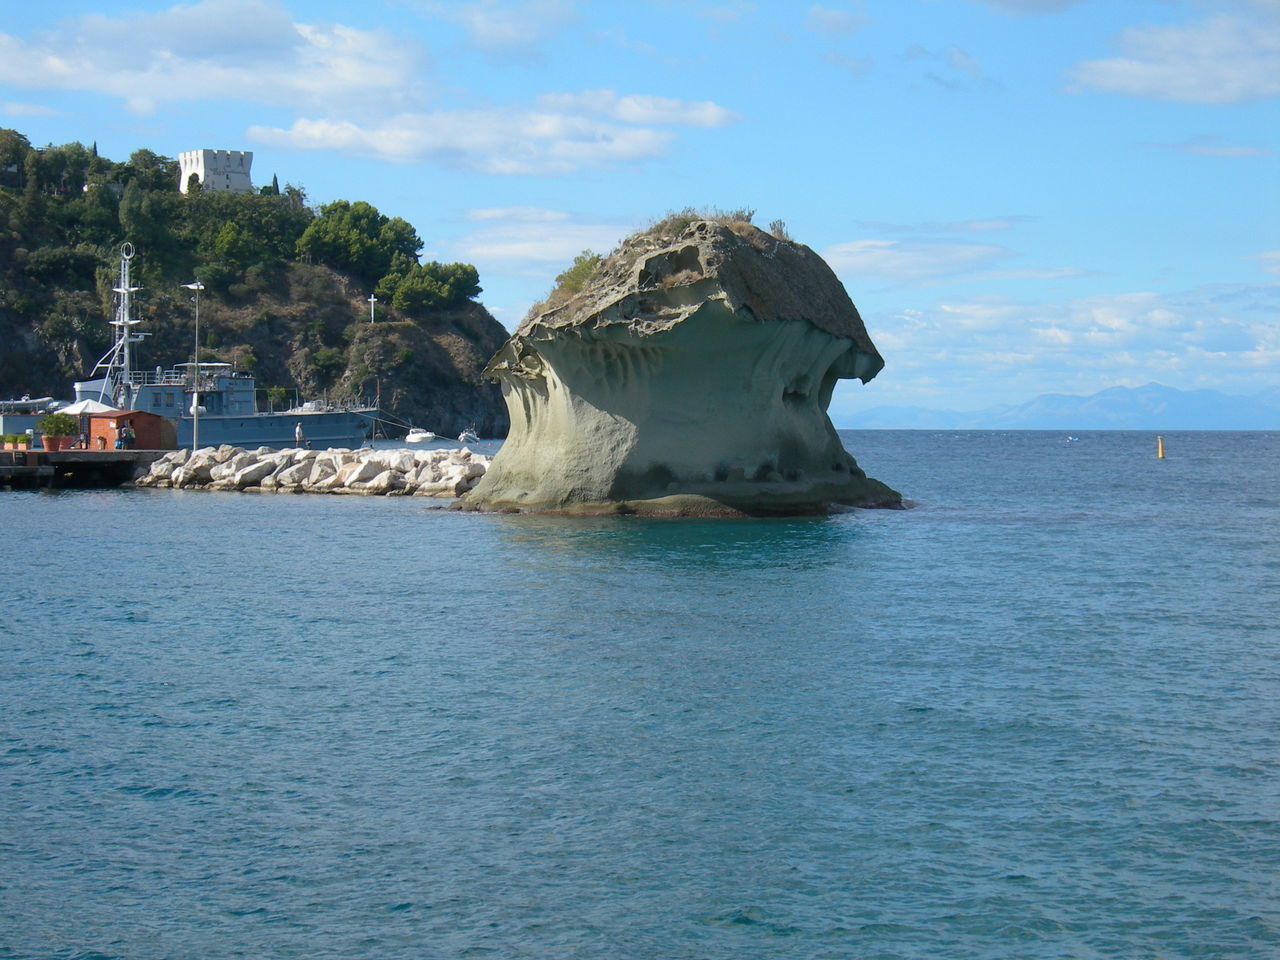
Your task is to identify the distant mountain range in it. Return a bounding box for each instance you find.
[841,383,1280,430]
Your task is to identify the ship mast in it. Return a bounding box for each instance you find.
[109,242,145,409]
[80,242,148,407]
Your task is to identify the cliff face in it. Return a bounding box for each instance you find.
[464,218,899,515]
[335,298,510,438]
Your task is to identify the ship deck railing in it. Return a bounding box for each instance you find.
[281,401,378,414]
[122,366,251,388]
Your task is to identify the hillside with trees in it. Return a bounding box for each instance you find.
[0,129,509,437]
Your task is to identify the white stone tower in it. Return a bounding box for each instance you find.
[178,149,254,194]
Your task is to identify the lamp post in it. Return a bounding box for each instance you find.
[368,293,377,323]
[182,280,205,450]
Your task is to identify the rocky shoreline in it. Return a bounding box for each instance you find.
[134,445,489,497]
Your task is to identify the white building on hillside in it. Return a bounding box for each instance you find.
[179,149,254,194]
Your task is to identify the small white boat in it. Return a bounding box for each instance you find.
[405,428,437,443]
[457,426,479,444]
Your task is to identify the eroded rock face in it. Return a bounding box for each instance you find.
[464,219,900,515]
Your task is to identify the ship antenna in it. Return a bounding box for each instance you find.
[108,241,147,408]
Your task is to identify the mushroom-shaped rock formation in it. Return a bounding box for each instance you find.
[463,217,901,515]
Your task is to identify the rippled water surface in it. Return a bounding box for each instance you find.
[3,431,1278,959]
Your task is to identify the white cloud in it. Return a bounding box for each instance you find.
[1072,13,1280,104]
[945,46,984,78]
[804,4,871,36]
[412,208,633,326]
[971,0,1083,13]
[249,109,673,174]
[437,0,576,57]
[986,266,1093,281]
[858,282,1280,405]
[250,87,737,173]
[2,102,58,117]
[1246,250,1280,275]
[824,51,875,79]
[538,90,738,127]
[700,6,750,27]
[0,0,425,114]
[902,43,995,89]
[455,213,627,263]
[469,207,570,223]
[823,238,1014,283]
[854,216,1033,233]
[0,1,737,174]
[1145,135,1272,158]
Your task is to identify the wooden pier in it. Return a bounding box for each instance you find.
[0,450,165,490]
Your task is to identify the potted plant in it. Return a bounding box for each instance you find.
[1,434,14,450]
[15,432,30,450]
[37,412,78,452]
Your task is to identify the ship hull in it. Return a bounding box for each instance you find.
[178,409,376,449]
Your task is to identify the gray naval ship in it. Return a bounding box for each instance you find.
[73,243,377,449]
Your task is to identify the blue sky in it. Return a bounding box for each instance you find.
[2,0,1276,417]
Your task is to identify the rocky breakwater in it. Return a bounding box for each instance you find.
[134,445,489,497]
[462,216,900,516]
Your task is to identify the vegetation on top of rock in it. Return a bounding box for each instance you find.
[639,206,756,241]
[0,127,508,436]
[525,250,603,319]
[525,207,760,321]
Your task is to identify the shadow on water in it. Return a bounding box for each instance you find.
[484,510,873,574]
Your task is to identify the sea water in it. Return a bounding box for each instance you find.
[2,431,1277,959]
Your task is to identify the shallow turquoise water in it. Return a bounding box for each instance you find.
[3,431,1278,959]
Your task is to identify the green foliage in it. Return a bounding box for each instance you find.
[297,200,422,288]
[43,289,100,342]
[554,250,602,296]
[390,261,481,316]
[0,129,31,180]
[527,250,601,319]
[213,221,256,272]
[374,270,404,304]
[64,181,121,245]
[643,206,755,240]
[195,262,236,293]
[123,149,179,193]
[37,412,77,436]
[186,190,314,284]
[390,269,446,315]
[309,346,347,384]
[22,245,99,285]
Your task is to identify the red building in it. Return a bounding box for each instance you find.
[86,410,176,450]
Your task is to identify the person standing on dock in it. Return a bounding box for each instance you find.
[295,422,310,449]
